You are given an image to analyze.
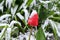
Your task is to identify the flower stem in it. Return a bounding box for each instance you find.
[34,26,37,38]
[29,27,32,40]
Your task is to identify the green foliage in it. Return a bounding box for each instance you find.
[48,3,53,9]
[0,0,2,3]
[26,0,33,7]
[15,0,23,6]
[38,5,49,24]
[53,27,58,40]
[11,27,19,38]
[45,24,53,33]
[36,27,46,40]
[56,3,60,11]
[49,14,60,22]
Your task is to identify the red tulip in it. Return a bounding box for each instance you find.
[28,10,38,27]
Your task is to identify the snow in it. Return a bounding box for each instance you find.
[0,0,60,40]
[5,28,11,40]
[0,23,9,27]
[39,1,51,4]
[30,10,37,18]
[6,0,13,9]
[16,13,24,20]
[19,31,36,40]
[11,5,18,18]
[9,20,21,28]
[0,14,11,21]
[23,8,29,24]
[56,23,60,37]
[42,19,49,29]
[0,0,4,12]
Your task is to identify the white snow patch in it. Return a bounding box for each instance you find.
[5,28,11,40]
[16,13,24,20]
[0,14,11,21]
[56,23,60,37]
[39,1,51,4]
[0,0,4,12]
[55,11,60,14]
[0,23,9,27]
[30,10,37,18]
[51,6,57,11]
[43,4,48,9]
[6,0,13,9]
[10,20,21,28]
[23,8,29,24]
[42,19,49,29]
[11,5,18,17]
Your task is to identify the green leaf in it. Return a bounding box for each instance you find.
[48,11,54,16]
[52,27,58,40]
[50,17,60,20]
[49,17,60,22]
[36,27,46,40]
[11,27,19,38]
[57,3,60,11]
[0,25,8,39]
[15,0,23,6]
[49,14,60,22]
[39,5,48,20]
[48,3,53,9]
[26,0,33,7]
[0,0,2,3]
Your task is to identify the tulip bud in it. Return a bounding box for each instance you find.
[28,10,38,27]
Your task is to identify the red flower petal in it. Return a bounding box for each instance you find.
[28,10,38,27]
